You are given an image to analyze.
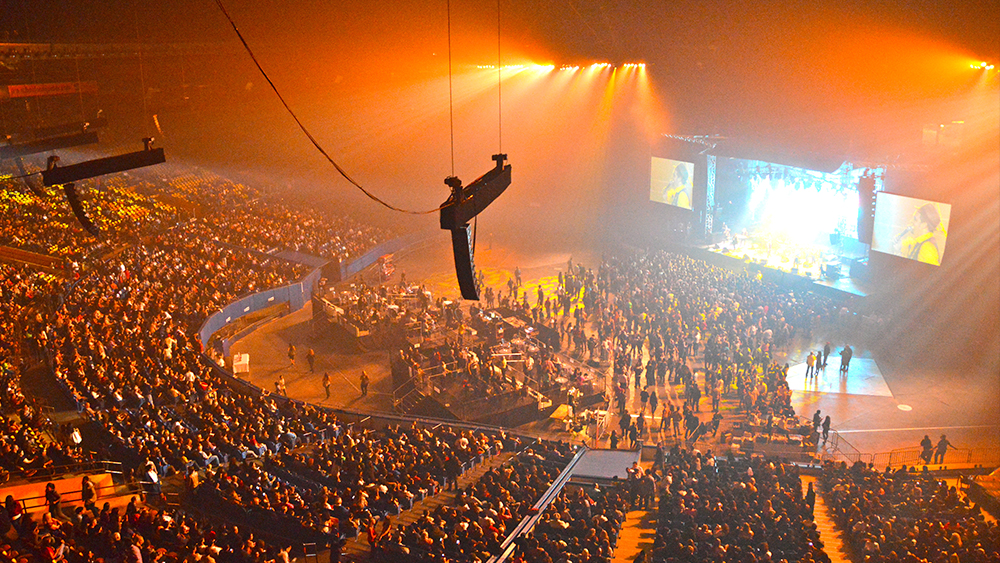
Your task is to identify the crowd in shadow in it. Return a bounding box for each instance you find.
[822,461,999,563]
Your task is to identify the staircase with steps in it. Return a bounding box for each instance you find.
[339,450,516,562]
[802,475,851,563]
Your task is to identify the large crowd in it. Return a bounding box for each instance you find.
[375,441,577,563]
[154,165,394,263]
[0,262,86,478]
[595,252,839,424]
[821,461,1000,563]
[0,161,398,561]
[649,449,829,563]
[0,154,986,563]
[514,483,630,563]
[197,424,502,544]
[2,489,299,563]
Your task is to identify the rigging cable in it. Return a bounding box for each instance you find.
[447,0,456,177]
[212,0,443,215]
[497,0,502,154]
[1,170,41,181]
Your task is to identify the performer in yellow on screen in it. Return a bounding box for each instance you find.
[898,203,946,266]
[662,164,692,209]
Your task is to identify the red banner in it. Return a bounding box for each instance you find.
[3,81,98,99]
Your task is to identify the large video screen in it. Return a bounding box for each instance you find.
[650,157,694,210]
[872,192,951,266]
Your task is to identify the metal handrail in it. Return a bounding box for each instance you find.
[16,478,137,514]
[489,446,589,563]
[11,459,124,484]
[823,438,1000,469]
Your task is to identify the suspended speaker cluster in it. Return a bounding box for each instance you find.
[439,154,511,300]
[62,182,99,237]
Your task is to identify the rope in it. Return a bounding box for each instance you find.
[1,170,41,181]
[212,0,444,215]
[497,0,502,154]
[447,0,456,176]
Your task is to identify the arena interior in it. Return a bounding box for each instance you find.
[0,1,998,563]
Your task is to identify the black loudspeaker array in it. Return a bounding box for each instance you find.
[857,174,876,245]
[440,154,511,300]
[63,183,100,237]
[450,225,478,299]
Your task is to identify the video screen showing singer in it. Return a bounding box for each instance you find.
[896,203,946,266]
[650,157,694,210]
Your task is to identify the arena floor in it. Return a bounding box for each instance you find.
[230,233,1000,462]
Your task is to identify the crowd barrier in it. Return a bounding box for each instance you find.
[334,229,433,282]
[198,231,433,355]
[199,267,322,356]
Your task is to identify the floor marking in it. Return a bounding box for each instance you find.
[836,425,999,434]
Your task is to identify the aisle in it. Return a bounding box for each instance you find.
[611,510,656,563]
[802,475,851,563]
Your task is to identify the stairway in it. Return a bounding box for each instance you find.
[339,451,516,561]
[611,510,656,563]
[802,475,851,563]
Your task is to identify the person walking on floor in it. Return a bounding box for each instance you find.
[628,422,639,449]
[360,371,370,396]
[821,415,831,444]
[322,372,331,400]
[45,483,63,520]
[839,345,853,375]
[805,482,816,518]
[306,348,316,372]
[287,344,296,367]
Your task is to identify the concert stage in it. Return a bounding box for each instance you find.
[692,242,871,300]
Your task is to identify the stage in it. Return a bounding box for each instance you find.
[692,241,872,300]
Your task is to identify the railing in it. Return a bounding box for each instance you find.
[8,459,124,484]
[489,447,589,563]
[822,433,1000,469]
[15,475,136,514]
[198,266,323,357]
[391,360,462,411]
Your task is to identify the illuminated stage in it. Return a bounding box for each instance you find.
[784,350,892,397]
[699,236,871,298]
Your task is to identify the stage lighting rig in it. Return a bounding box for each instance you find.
[440,153,512,300]
[0,131,99,160]
[62,182,100,237]
[41,138,165,187]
